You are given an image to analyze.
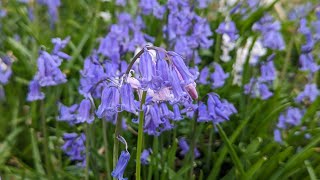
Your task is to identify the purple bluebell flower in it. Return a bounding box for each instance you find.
[144,103,162,136]
[197,102,210,122]
[253,15,285,50]
[96,86,120,119]
[139,48,155,88]
[120,83,137,114]
[197,0,211,9]
[141,148,152,165]
[116,0,126,6]
[198,67,209,85]
[313,12,320,41]
[288,2,312,20]
[159,102,173,119]
[273,129,282,143]
[207,94,237,124]
[279,107,303,127]
[296,83,319,103]
[35,50,67,86]
[178,138,200,158]
[0,56,13,84]
[26,80,45,101]
[211,63,229,88]
[61,133,86,167]
[299,53,319,73]
[58,103,79,124]
[77,99,94,124]
[153,5,166,19]
[38,0,61,27]
[169,67,188,103]
[259,83,273,100]
[216,21,239,41]
[169,52,196,85]
[139,0,165,19]
[155,51,171,87]
[79,52,107,98]
[111,151,130,180]
[260,55,276,82]
[172,104,183,121]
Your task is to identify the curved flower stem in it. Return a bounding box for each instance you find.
[102,120,111,180]
[136,91,147,180]
[125,46,167,75]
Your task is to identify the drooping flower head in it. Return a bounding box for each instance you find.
[61,133,86,167]
[111,151,130,180]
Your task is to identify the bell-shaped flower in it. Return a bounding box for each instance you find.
[111,151,130,180]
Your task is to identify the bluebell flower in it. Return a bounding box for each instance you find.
[141,148,152,165]
[58,103,79,124]
[296,83,319,103]
[26,80,45,101]
[253,15,285,50]
[139,48,155,88]
[96,86,120,119]
[244,78,273,100]
[178,138,200,158]
[259,54,276,82]
[139,0,165,19]
[77,99,94,124]
[198,67,209,85]
[159,102,173,119]
[197,0,211,9]
[169,67,188,103]
[35,50,67,86]
[38,0,61,27]
[116,0,126,6]
[211,63,229,88]
[299,53,319,73]
[120,83,137,114]
[0,56,13,84]
[111,151,130,180]
[61,133,86,167]
[79,52,107,98]
[172,104,183,121]
[216,21,239,41]
[273,129,282,143]
[288,2,312,20]
[155,51,171,87]
[278,107,303,128]
[259,83,273,100]
[197,102,210,122]
[144,103,162,136]
[206,93,237,123]
[169,52,196,85]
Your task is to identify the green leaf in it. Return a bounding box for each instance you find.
[216,124,245,177]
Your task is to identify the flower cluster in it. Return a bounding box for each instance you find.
[27,37,70,101]
[61,133,86,167]
[244,54,276,100]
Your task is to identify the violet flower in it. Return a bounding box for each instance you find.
[111,151,130,180]
[61,133,86,167]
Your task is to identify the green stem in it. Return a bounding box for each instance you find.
[113,112,122,169]
[103,120,111,180]
[40,100,53,178]
[85,124,90,180]
[216,124,245,177]
[136,91,148,180]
